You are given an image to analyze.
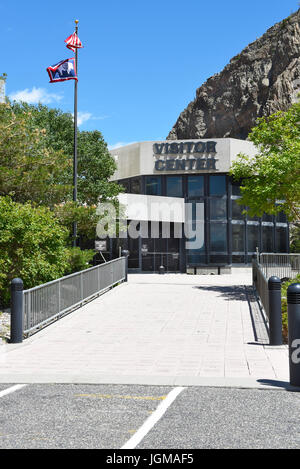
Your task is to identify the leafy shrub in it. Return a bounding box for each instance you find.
[0,197,69,306]
[64,247,95,276]
[281,274,300,341]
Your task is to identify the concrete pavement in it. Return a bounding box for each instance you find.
[0,272,290,389]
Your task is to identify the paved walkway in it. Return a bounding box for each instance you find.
[0,272,290,389]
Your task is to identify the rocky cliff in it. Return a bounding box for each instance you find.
[167,9,300,140]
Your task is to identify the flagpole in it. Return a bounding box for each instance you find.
[73,19,79,247]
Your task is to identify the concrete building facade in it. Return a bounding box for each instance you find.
[109,139,289,273]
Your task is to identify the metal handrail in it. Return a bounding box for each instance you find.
[252,258,269,318]
[258,253,300,280]
[23,257,126,336]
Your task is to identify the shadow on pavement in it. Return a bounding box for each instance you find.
[257,379,300,392]
[192,285,254,302]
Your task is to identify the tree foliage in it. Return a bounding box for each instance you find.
[0,99,123,300]
[230,101,300,223]
[0,103,71,206]
[0,197,69,305]
[10,102,121,205]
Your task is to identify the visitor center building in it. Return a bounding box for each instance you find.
[108,139,289,273]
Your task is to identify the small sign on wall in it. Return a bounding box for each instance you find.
[95,240,107,252]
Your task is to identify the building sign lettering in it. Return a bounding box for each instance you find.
[153,141,217,155]
[153,141,217,172]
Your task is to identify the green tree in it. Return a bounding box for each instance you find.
[10,102,121,205]
[0,103,71,206]
[77,130,121,205]
[9,102,122,242]
[0,197,70,306]
[230,101,300,223]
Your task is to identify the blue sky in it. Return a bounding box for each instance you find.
[1,0,298,148]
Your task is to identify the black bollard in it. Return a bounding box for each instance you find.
[268,276,282,345]
[10,278,24,343]
[121,250,130,282]
[159,265,165,274]
[287,283,300,387]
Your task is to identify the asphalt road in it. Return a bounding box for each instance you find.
[0,384,300,450]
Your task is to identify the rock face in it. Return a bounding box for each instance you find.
[167,10,300,140]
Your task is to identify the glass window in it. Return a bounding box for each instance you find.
[247,212,260,221]
[187,175,204,198]
[247,225,260,252]
[262,212,273,222]
[166,176,183,198]
[276,211,287,223]
[262,226,273,252]
[210,255,228,264]
[187,253,206,265]
[209,175,226,196]
[185,220,205,251]
[120,179,130,192]
[167,233,180,253]
[210,224,227,252]
[188,201,205,222]
[131,178,141,194]
[145,176,161,196]
[232,199,245,220]
[232,224,245,253]
[210,198,227,220]
[276,227,288,252]
[231,183,241,196]
[232,255,245,264]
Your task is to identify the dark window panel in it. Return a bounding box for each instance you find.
[232,224,245,252]
[145,176,161,196]
[262,212,273,222]
[246,210,260,221]
[276,211,287,223]
[131,178,141,194]
[231,183,241,196]
[210,198,227,220]
[166,176,183,198]
[232,199,245,220]
[232,255,245,264]
[247,225,260,252]
[262,225,273,252]
[276,226,288,252]
[210,223,227,252]
[120,179,130,192]
[209,255,228,264]
[187,175,204,198]
[185,218,205,252]
[209,175,226,196]
[128,236,140,269]
[187,253,206,265]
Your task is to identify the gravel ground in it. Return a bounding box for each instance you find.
[0,311,10,343]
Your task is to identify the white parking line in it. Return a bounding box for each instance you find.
[0,384,27,398]
[121,386,185,449]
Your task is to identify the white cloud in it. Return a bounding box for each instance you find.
[77,111,93,126]
[108,142,137,150]
[76,112,109,127]
[9,87,63,104]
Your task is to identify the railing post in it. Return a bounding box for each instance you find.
[58,279,61,313]
[10,278,24,344]
[80,272,83,302]
[268,276,282,345]
[287,283,300,387]
[121,250,129,282]
[97,264,100,292]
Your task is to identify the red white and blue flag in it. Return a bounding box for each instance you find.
[64,31,83,52]
[46,58,77,83]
